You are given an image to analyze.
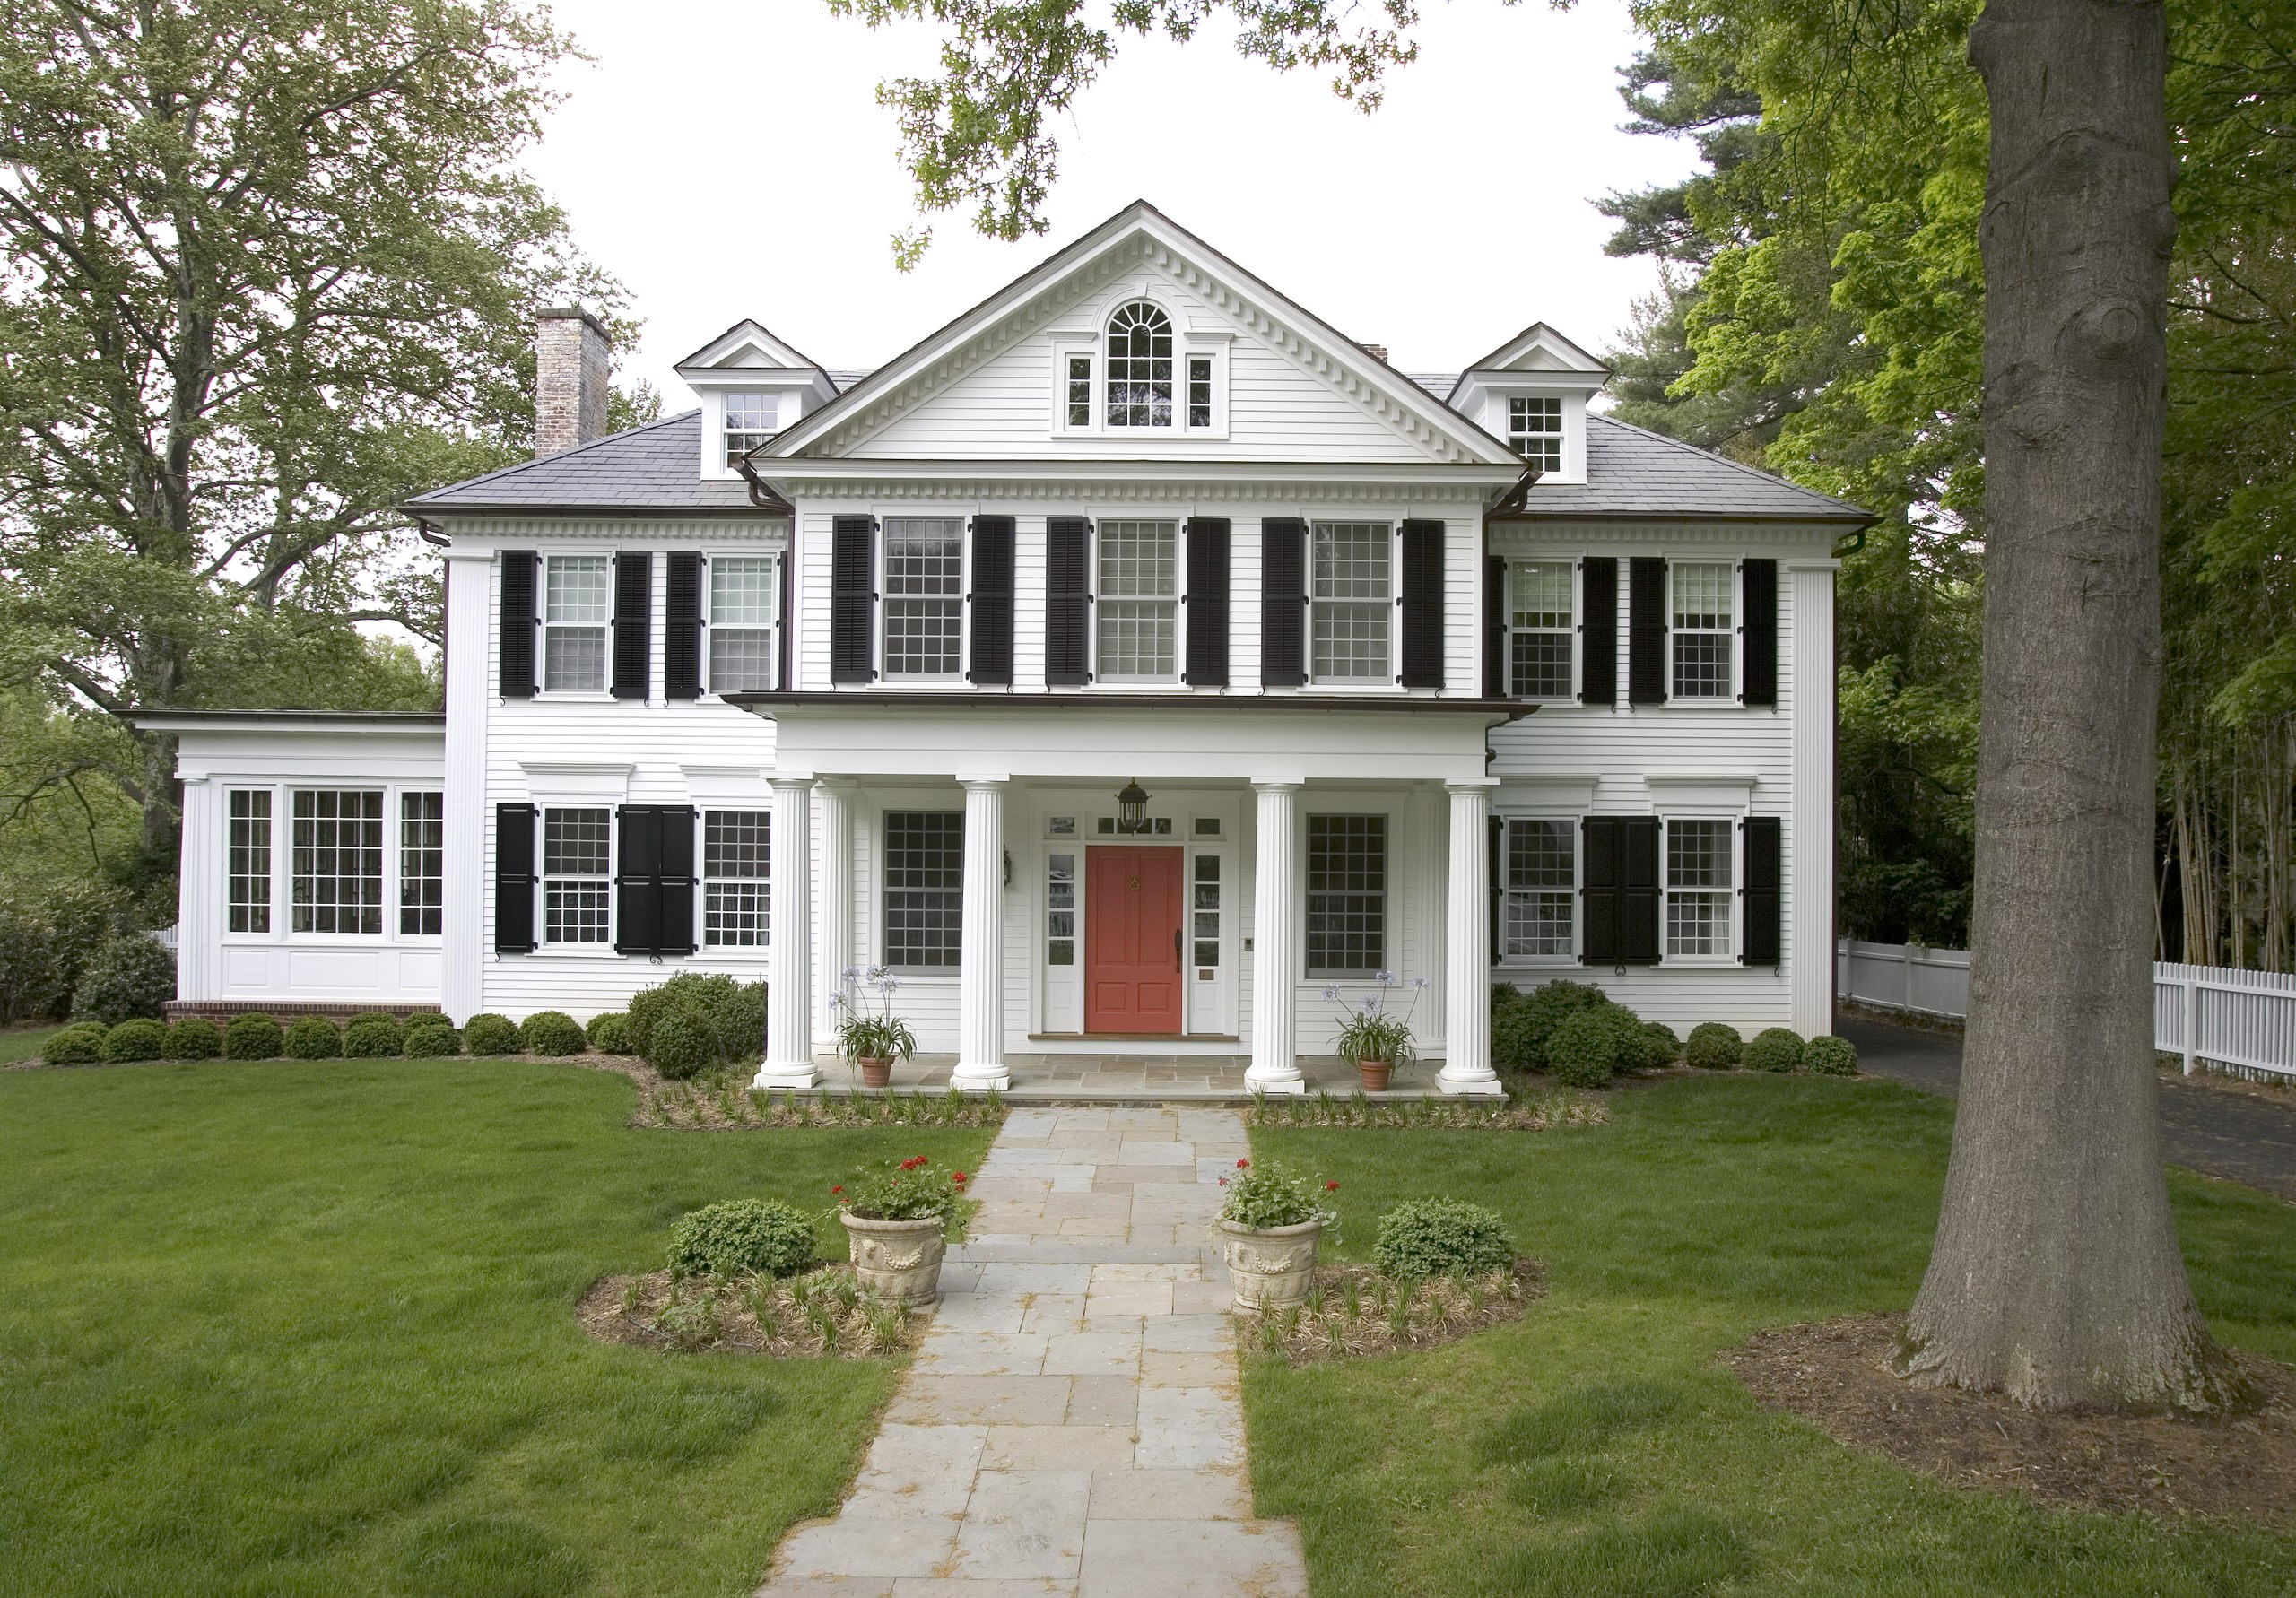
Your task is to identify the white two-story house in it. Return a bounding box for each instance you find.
[149,201,1866,1094]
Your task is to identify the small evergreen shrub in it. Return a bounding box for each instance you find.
[42,1023,106,1064]
[1372,1197,1515,1281]
[224,1012,283,1061]
[100,1018,168,1063]
[1804,1034,1858,1076]
[628,972,766,1066]
[342,1012,404,1058]
[283,1016,343,1060]
[164,1017,223,1060]
[1639,1020,1682,1071]
[70,935,177,1025]
[667,1199,817,1280]
[1492,1004,1545,1073]
[1745,1027,1805,1073]
[1685,1021,1744,1072]
[403,1019,462,1058]
[519,1010,587,1056]
[585,1011,632,1053]
[1493,979,1613,1073]
[463,1013,520,1055]
[648,1008,717,1081]
[1546,1008,1624,1088]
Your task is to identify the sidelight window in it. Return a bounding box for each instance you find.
[1047,853,1076,967]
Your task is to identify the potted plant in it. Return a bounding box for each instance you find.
[832,1153,974,1306]
[1324,972,1427,1091]
[1214,1158,1338,1314]
[831,965,918,1090]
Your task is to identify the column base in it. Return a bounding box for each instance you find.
[950,1064,1011,1093]
[1436,1065,1507,1098]
[752,1061,822,1091]
[1244,1064,1308,1097]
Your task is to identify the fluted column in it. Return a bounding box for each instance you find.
[1248,779,1306,1094]
[1439,780,1504,1096]
[175,777,213,1003]
[952,777,1010,1091]
[812,778,855,1056]
[755,776,817,1090]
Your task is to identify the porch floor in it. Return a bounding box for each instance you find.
[786,1053,1454,1105]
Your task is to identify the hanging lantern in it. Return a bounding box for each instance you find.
[1115,777,1151,835]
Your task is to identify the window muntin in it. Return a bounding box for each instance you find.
[883,517,962,679]
[291,788,384,934]
[543,553,611,693]
[1508,395,1563,472]
[1065,354,1092,428]
[1187,356,1213,429]
[1504,818,1575,958]
[1105,301,1173,428]
[1193,854,1222,968]
[1307,813,1386,976]
[724,393,778,466]
[1509,560,1575,699]
[542,806,612,945]
[399,791,443,936]
[228,789,272,934]
[1670,561,1735,699]
[1096,519,1178,682]
[709,556,779,693]
[702,809,770,948]
[883,810,963,968]
[1665,819,1734,957]
[1310,521,1392,683]
[1047,852,1076,966]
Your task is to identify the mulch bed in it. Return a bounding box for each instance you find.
[578,1265,920,1359]
[1238,1259,1546,1363]
[1728,1314,2296,1522]
[1246,1091,1607,1132]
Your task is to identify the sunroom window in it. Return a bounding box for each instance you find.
[229,789,272,934]
[1105,301,1173,428]
[291,788,384,934]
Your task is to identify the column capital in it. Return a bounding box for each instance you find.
[1445,777,1500,795]
[813,774,859,793]
[957,774,1011,791]
[767,771,816,792]
[1249,777,1305,793]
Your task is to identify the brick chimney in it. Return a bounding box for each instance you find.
[535,306,611,456]
[1358,342,1389,364]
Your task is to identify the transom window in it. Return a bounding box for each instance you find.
[883,811,963,968]
[702,810,770,947]
[543,553,611,693]
[1105,301,1173,428]
[1310,521,1392,683]
[399,792,443,936]
[1665,819,1734,957]
[1509,560,1575,699]
[1096,519,1178,682]
[1307,814,1386,976]
[709,556,779,693]
[724,393,777,466]
[1503,818,1576,958]
[228,789,272,934]
[291,788,384,934]
[1670,561,1735,699]
[1509,395,1563,472]
[542,807,612,945]
[883,517,962,679]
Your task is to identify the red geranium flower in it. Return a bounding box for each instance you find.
[1326,1181,1339,1192]
[952,1171,967,1184]
[1236,1158,1249,1168]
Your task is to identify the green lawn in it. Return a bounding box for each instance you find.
[0,1058,996,1597]
[1245,1074,2296,1596]
[0,1022,60,1064]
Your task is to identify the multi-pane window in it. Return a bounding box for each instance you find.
[883,811,963,968]
[883,517,962,678]
[1504,819,1576,958]
[1509,395,1563,472]
[1665,819,1735,957]
[709,556,778,693]
[1509,560,1575,699]
[399,791,443,936]
[724,393,778,465]
[1670,561,1735,699]
[1306,814,1386,975]
[1193,855,1222,968]
[1310,521,1392,683]
[542,807,612,945]
[1047,853,1076,966]
[1097,519,1178,681]
[291,788,384,934]
[1065,354,1092,428]
[702,810,770,948]
[1187,356,1213,429]
[1105,300,1173,428]
[543,553,611,692]
[228,789,272,934]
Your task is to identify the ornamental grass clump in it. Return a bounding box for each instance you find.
[832,1153,975,1238]
[403,1018,461,1057]
[1216,1159,1339,1233]
[223,1012,283,1060]
[519,1010,587,1056]
[283,1017,342,1060]
[462,1013,519,1055]
[667,1199,817,1281]
[164,1017,222,1060]
[1322,972,1429,1065]
[1804,1033,1858,1075]
[1373,1197,1516,1281]
[341,1012,404,1058]
[1744,1026,1805,1073]
[99,1018,167,1063]
[1685,1021,1744,1071]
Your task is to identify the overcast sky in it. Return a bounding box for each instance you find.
[525,0,1694,405]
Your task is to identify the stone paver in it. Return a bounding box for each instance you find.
[757,1106,1306,1598]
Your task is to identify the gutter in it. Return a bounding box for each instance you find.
[734,451,796,516]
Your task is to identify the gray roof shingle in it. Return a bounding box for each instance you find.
[406,411,759,515]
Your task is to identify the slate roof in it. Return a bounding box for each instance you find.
[405,411,759,516]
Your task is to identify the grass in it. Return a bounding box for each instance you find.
[0,1021,60,1064]
[0,1057,996,1597]
[1244,1073,2296,1596]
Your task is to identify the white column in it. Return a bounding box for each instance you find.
[812,778,855,1056]
[1440,780,1504,1096]
[952,777,1010,1091]
[439,548,491,1024]
[175,777,214,1003]
[1248,780,1306,1095]
[755,776,817,1089]
[1415,784,1448,1050]
[1788,562,1839,1036]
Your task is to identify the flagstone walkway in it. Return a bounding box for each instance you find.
[756,1105,1309,1597]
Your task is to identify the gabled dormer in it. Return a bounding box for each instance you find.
[1447,325,1610,485]
[674,320,841,481]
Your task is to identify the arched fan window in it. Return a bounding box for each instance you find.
[1104,301,1174,428]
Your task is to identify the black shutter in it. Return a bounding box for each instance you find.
[777,547,793,691]
[1260,517,1307,687]
[1741,558,1778,707]
[1183,517,1231,687]
[1582,817,1660,966]
[1398,519,1446,689]
[493,803,536,953]
[664,551,703,699]
[499,551,537,699]
[1483,555,1506,698]
[1046,516,1092,686]
[831,515,875,684]
[617,806,698,957]
[1742,816,1782,966]
[658,806,697,957]
[1580,556,1617,707]
[969,516,1015,685]
[612,551,651,700]
[1489,814,1505,964]
[1628,557,1668,706]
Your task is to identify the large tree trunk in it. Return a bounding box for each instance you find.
[1899,0,2243,1411]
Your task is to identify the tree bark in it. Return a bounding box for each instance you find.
[1900,0,2242,1410]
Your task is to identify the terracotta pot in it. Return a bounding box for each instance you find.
[1357,1057,1393,1093]
[857,1055,893,1090]
[840,1212,947,1307]
[1216,1217,1322,1314]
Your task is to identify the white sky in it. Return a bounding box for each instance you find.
[526,0,1695,404]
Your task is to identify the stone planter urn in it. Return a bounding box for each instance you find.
[1356,1056,1393,1093]
[1217,1218,1322,1314]
[840,1212,947,1307]
[857,1055,893,1090]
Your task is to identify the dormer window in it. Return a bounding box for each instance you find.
[1509,396,1563,472]
[1106,301,1173,428]
[724,393,778,466]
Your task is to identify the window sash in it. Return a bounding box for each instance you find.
[543,554,610,692]
[1096,519,1178,682]
[1309,522,1392,683]
[542,806,612,945]
[1508,395,1562,473]
[1306,813,1386,976]
[709,555,779,693]
[1509,560,1575,699]
[399,791,443,936]
[724,394,778,465]
[883,810,963,968]
[1670,562,1735,699]
[1065,354,1092,428]
[1046,852,1076,967]
[1192,853,1222,968]
[701,809,770,948]
[291,788,385,935]
[1665,818,1735,957]
[1503,817,1576,958]
[1187,356,1213,429]
[228,789,272,934]
[1105,301,1174,428]
[883,517,963,679]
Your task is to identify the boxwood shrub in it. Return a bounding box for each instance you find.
[519,1010,587,1056]
[1372,1197,1516,1281]
[463,1013,520,1055]
[667,1198,817,1281]
[342,1012,404,1058]
[403,1018,462,1058]
[223,1012,283,1061]
[283,1016,343,1060]
[100,1018,168,1063]
[1546,1008,1624,1088]
[41,1023,106,1065]
[585,1011,632,1053]
[648,1008,717,1081]
[1805,1033,1858,1075]
[1745,1026,1805,1073]
[628,972,765,1068]
[1491,979,1612,1073]
[1639,1020,1682,1070]
[1685,1021,1744,1072]
[164,1017,222,1060]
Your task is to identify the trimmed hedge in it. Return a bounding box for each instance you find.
[585,1011,632,1053]
[667,1199,817,1281]
[463,1013,519,1055]
[627,973,766,1073]
[165,1017,223,1060]
[41,1024,106,1065]
[1372,1197,1515,1281]
[283,1016,343,1060]
[648,1008,717,1081]
[1639,1021,1682,1070]
[343,1013,404,1058]
[1491,979,1611,1073]
[100,1018,167,1063]
[224,1013,283,1061]
[519,1010,587,1056]
[403,1019,462,1058]
[1805,1034,1858,1076]
[1546,1008,1625,1088]
[1745,1026,1805,1073]
[1685,1021,1744,1072]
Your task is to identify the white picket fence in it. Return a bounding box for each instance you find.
[1837,939,2296,1081]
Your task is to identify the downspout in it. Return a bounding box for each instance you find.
[734,450,796,516]
[1481,466,1544,768]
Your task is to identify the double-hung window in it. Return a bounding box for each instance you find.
[291,789,384,934]
[709,556,779,693]
[229,789,273,934]
[1509,396,1563,471]
[1105,300,1173,428]
[883,810,963,968]
[543,553,611,692]
[1504,818,1576,958]
[1096,519,1178,682]
[1670,561,1735,699]
[1509,560,1575,699]
[1309,522,1391,683]
[1306,814,1386,976]
[399,792,443,935]
[1665,819,1734,957]
[542,807,612,945]
[883,517,962,679]
[724,393,778,465]
[701,809,770,947]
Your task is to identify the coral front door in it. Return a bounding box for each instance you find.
[1085,846,1185,1035]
